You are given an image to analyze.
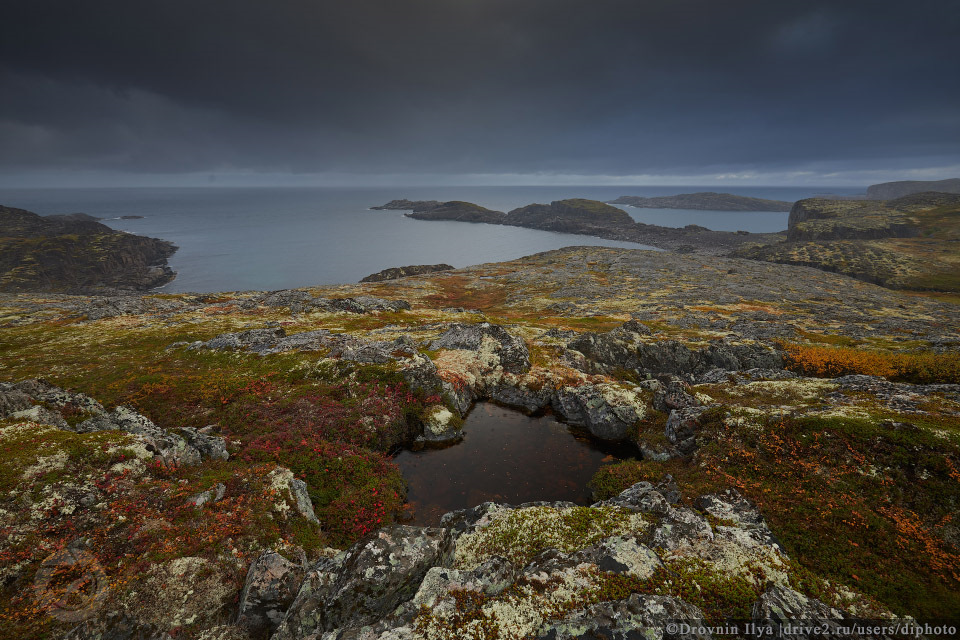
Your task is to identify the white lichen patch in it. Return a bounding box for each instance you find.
[21,451,69,479]
[665,528,791,588]
[744,378,837,401]
[424,405,457,437]
[454,506,648,571]
[812,405,874,419]
[0,419,59,440]
[417,564,602,640]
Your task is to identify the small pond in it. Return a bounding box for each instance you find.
[392,402,638,525]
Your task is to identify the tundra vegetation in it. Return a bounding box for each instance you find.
[0,242,958,639]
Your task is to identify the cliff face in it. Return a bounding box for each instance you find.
[736,192,960,291]
[609,192,792,212]
[785,198,918,242]
[865,178,960,199]
[0,205,177,293]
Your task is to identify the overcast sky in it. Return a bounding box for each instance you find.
[1,0,958,187]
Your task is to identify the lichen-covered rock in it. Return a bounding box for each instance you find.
[277,525,453,635]
[419,405,462,444]
[4,378,107,416]
[267,467,321,524]
[121,557,233,632]
[78,406,203,465]
[236,551,306,636]
[271,553,346,640]
[430,323,530,375]
[664,406,711,455]
[752,584,846,634]
[411,557,516,610]
[537,594,713,639]
[177,426,230,461]
[653,378,700,413]
[190,482,226,507]
[697,489,784,552]
[360,264,454,282]
[551,383,646,441]
[488,375,555,413]
[0,387,36,417]
[251,290,411,314]
[568,321,783,380]
[7,404,69,429]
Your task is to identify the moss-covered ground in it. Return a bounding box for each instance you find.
[1,245,958,635]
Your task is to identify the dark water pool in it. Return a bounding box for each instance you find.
[392,402,638,525]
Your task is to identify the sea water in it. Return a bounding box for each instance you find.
[0,185,861,292]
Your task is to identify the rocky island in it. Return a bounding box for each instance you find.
[384,197,786,255]
[607,192,793,211]
[0,204,177,294]
[1,243,958,639]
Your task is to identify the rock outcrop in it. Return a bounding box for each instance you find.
[0,379,226,466]
[260,483,879,639]
[361,264,454,282]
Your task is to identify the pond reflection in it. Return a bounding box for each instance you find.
[392,402,638,525]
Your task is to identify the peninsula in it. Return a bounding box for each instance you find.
[377,197,785,255]
[607,192,793,211]
[0,205,177,294]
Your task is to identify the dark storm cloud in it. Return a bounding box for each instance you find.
[1,0,958,179]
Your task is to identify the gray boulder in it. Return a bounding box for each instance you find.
[653,378,700,413]
[0,387,37,418]
[551,384,645,441]
[430,322,530,374]
[275,526,452,636]
[252,290,411,314]
[190,483,226,507]
[177,426,229,461]
[488,380,554,414]
[271,554,346,640]
[697,489,784,553]
[752,585,847,639]
[236,551,306,636]
[665,406,712,455]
